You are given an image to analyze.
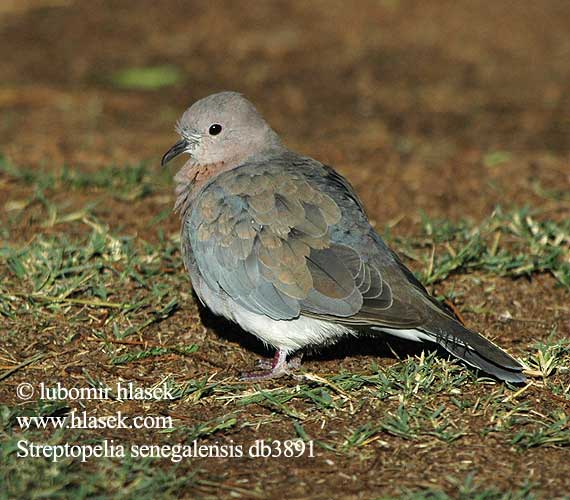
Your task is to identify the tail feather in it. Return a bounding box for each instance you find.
[423,320,526,383]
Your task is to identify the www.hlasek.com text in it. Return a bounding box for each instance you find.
[16,410,172,431]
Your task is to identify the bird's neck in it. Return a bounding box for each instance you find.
[173,142,287,219]
[173,159,233,218]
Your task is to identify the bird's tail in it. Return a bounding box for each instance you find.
[423,319,526,383]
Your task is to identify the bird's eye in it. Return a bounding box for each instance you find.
[209,124,222,136]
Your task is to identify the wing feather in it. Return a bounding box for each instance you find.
[187,160,431,328]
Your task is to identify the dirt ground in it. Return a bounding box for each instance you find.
[1,1,570,498]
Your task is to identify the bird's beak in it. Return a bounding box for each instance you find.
[161,132,202,167]
[161,138,189,167]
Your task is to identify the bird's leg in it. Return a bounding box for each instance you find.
[254,358,275,370]
[241,349,303,381]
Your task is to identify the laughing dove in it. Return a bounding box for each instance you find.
[161,91,525,383]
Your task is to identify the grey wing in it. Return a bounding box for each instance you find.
[303,164,525,381]
[186,162,360,320]
[186,160,428,328]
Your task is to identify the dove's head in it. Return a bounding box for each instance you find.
[161,91,282,169]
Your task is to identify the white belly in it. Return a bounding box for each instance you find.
[193,280,351,353]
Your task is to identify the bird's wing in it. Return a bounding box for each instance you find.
[306,163,525,381]
[306,163,458,325]
[186,159,430,327]
[187,157,524,382]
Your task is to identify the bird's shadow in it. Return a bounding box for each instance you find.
[197,302,426,364]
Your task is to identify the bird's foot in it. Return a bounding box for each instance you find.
[240,350,302,381]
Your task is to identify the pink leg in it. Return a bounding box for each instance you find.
[240,349,303,381]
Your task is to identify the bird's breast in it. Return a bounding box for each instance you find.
[174,160,234,217]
